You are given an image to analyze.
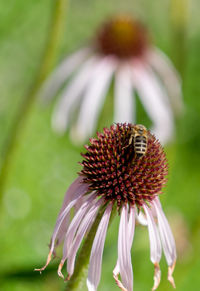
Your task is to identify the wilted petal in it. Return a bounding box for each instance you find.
[52,56,99,134]
[143,204,162,290]
[57,193,96,278]
[50,178,89,252]
[114,63,135,123]
[39,47,91,103]
[152,197,176,288]
[63,193,96,258]
[87,203,112,291]
[55,176,85,246]
[113,266,128,291]
[74,193,89,214]
[113,261,120,279]
[67,199,103,278]
[71,57,116,143]
[34,177,88,272]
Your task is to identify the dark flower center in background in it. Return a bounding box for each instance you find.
[95,16,149,59]
[80,123,168,209]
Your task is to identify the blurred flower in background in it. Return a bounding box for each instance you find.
[168,210,192,261]
[40,15,183,144]
[36,123,176,291]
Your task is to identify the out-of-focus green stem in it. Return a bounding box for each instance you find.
[0,0,68,200]
[65,204,117,291]
[170,0,189,78]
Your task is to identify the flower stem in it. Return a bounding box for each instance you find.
[170,0,188,78]
[0,0,68,200]
[65,204,117,290]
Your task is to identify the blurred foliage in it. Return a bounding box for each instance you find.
[0,0,200,290]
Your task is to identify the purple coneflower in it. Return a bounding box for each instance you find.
[40,15,182,144]
[35,123,176,291]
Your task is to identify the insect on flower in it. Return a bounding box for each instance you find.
[124,124,148,158]
[39,15,183,145]
[35,123,177,291]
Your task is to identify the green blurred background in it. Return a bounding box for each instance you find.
[0,0,200,290]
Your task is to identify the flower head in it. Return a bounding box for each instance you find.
[40,15,183,145]
[80,123,167,209]
[95,16,148,58]
[35,123,176,291]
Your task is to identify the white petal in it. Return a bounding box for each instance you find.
[51,56,99,134]
[148,48,183,115]
[67,199,103,278]
[39,47,91,103]
[131,62,174,144]
[114,63,135,123]
[117,205,133,291]
[71,57,117,143]
[87,203,112,291]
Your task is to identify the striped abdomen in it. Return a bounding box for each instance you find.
[134,135,147,158]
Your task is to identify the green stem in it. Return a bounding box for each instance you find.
[0,0,68,199]
[170,0,188,78]
[65,204,117,291]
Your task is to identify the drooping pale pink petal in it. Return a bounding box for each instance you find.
[152,197,177,288]
[71,57,117,143]
[128,206,135,248]
[34,178,89,273]
[147,48,183,115]
[51,56,100,134]
[39,47,91,103]
[116,205,133,291]
[113,206,135,291]
[131,62,174,144]
[66,199,103,278]
[57,193,96,278]
[54,214,70,249]
[114,63,135,123]
[50,178,89,252]
[54,177,87,247]
[143,204,162,290]
[74,192,89,214]
[87,203,112,291]
[143,204,162,264]
[57,176,84,218]
[63,193,96,259]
